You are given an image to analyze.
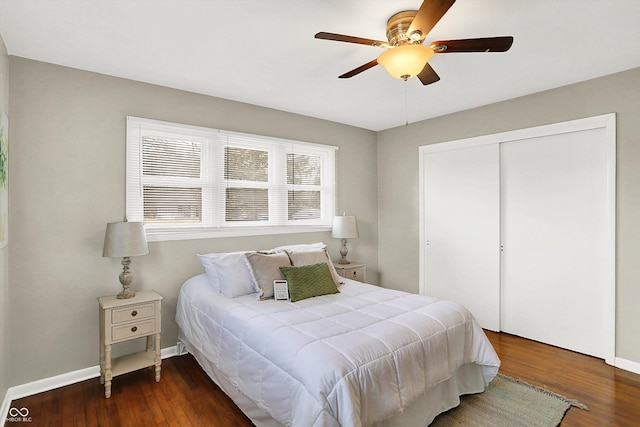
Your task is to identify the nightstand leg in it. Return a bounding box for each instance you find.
[154,333,161,382]
[104,344,112,398]
[146,335,152,352]
[99,342,105,385]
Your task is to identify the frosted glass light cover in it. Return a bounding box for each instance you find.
[377,44,435,79]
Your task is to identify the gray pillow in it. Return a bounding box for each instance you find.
[245,252,291,300]
[285,248,343,286]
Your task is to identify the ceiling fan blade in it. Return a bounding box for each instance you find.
[315,32,388,48]
[407,0,456,41]
[430,36,514,53]
[338,59,379,78]
[417,63,441,85]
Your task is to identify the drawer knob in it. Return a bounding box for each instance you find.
[131,310,138,317]
[131,326,138,332]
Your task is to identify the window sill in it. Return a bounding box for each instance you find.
[145,225,332,242]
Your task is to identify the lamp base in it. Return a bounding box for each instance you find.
[338,238,351,264]
[117,256,136,299]
[117,290,136,299]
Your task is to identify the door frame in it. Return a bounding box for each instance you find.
[419,113,616,365]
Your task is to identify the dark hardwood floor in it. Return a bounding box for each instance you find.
[5,332,640,426]
[4,355,253,427]
[486,331,640,427]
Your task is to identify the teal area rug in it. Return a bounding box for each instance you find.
[430,374,587,427]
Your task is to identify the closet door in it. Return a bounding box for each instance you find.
[501,128,609,358]
[422,144,500,331]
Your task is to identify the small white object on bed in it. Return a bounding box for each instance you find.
[177,245,500,426]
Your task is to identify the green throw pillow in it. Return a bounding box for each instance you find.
[279,262,339,302]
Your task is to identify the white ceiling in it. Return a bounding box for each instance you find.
[1,0,639,131]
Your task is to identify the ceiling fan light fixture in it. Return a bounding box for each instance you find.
[377,44,435,80]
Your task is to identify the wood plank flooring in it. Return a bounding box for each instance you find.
[5,332,640,426]
[486,331,640,427]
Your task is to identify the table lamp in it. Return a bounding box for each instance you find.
[332,214,359,264]
[102,220,149,299]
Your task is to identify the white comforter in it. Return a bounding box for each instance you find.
[176,275,500,427]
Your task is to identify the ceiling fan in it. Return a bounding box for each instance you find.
[315,0,514,85]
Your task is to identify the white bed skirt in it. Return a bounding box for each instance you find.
[178,330,487,427]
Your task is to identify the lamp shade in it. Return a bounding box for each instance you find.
[377,44,435,79]
[102,221,149,258]
[332,216,359,239]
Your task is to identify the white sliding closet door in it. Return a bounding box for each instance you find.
[422,144,500,331]
[501,128,609,358]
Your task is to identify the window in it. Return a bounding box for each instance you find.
[126,117,337,241]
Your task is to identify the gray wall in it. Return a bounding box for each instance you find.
[6,51,640,389]
[377,67,640,365]
[0,34,9,406]
[7,57,378,386]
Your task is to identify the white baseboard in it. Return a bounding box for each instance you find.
[1,345,177,422]
[615,356,640,375]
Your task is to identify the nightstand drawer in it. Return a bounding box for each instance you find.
[334,262,367,283]
[112,302,155,324]
[112,319,156,342]
[344,267,364,280]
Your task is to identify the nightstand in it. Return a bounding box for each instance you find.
[98,290,162,398]
[334,261,367,283]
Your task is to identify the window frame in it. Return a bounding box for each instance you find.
[126,117,337,242]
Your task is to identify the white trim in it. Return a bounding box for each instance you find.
[615,357,640,375]
[1,346,178,421]
[161,345,179,359]
[0,391,12,426]
[419,113,616,364]
[146,225,331,242]
[603,114,617,366]
[420,113,615,154]
[126,116,338,241]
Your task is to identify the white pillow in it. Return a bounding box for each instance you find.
[197,253,223,292]
[197,252,257,297]
[273,242,327,253]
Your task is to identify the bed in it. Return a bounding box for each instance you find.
[176,244,500,426]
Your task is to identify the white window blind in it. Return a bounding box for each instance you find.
[126,117,337,241]
[142,136,203,225]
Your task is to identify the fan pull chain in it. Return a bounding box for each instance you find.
[404,83,409,126]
